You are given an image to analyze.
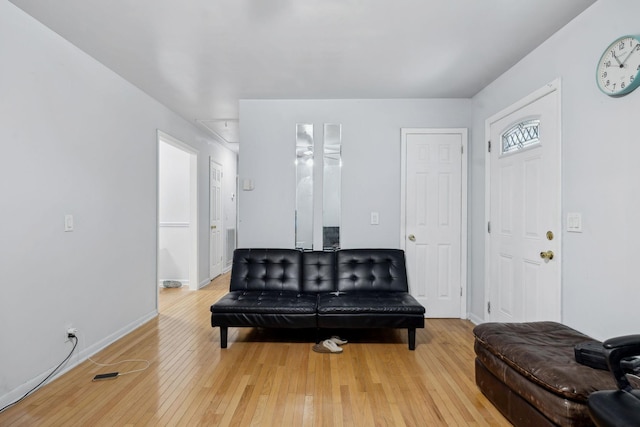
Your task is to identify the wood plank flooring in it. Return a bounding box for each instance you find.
[0,273,510,426]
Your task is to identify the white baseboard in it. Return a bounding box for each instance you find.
[467,313,485,325]
[0,310,158,409]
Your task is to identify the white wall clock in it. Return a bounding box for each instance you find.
[596,35,640,96]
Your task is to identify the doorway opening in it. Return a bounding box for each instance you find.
[157,131,198,294]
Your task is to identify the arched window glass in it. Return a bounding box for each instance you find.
[502,119,540,154]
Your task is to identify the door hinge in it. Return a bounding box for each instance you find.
[487,301,491,314]
[460,287,463,297]
[487,221,491,233]
[488,140,491,153]
[461,145,464,154]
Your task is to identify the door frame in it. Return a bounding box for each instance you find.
[157,130,199,293]
[483,79,562,322]
[400,128,468,319]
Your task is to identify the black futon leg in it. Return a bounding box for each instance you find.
[316,328,321,344]
[220,326,228,349]
[408,328,416,350]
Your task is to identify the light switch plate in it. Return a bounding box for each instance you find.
[371,212,379,225]
[567,212,582,232]
[242,179,254,191]
[64,214,74,232]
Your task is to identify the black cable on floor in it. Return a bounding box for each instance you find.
[0,335,78,413]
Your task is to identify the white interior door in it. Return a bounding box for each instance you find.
[210,159,223,279]
[486,81,561,323]
[401,128,467,318]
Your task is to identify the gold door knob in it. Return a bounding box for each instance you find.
[408,234,416,242]
[211,225,217,229]
[540,250,554,260]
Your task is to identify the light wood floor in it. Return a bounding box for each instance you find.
[0,273,510,426]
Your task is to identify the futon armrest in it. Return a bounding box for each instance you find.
[603,334,640,391]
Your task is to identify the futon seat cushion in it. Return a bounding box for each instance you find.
[210,291,317,329]
[212,291,317,314]
[318,292,425,315]
[317,292,425,329]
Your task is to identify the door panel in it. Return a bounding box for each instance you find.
[402,129,466,318]
[487,82,561,322]
[210,159,223,279]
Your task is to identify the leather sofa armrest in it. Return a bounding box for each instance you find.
[603,334,640,391]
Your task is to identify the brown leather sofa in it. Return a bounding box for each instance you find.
[473,322,639,426]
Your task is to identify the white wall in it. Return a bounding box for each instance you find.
[0,1,236,406]
[238,99,471,249]
[469,0,640,339]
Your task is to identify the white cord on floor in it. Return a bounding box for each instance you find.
[88,357,151,376]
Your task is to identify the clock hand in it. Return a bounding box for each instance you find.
[621,46,637,66]
[612,50,623,66]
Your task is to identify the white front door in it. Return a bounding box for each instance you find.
[486,80,562,323]
[401,128,467,318]
[210,159,223,280]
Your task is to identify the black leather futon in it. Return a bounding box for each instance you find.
[210,248,426,350]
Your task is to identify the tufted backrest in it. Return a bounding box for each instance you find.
[301,251,336,293]
[229,249,302,292]
[336,249,408,293]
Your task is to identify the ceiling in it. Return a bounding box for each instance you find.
[10,0,596,148]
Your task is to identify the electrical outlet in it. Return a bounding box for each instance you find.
[66,327,78,340]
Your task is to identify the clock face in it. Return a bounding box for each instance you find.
[597,35,640,96]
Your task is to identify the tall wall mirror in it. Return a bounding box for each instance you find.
[295,123,314,250]
[323,123,342,250]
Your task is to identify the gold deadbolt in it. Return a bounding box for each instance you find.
[211,225,217,229]
[540,250,554,260]
[546,231,554,241]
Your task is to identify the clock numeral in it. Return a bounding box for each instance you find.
[621,82,626,89]
[631,75,635,83]
[619,41,625,50]
[602,71,608,78]
[605,60,612,67]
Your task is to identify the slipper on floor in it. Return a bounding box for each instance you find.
[329,336,348,345]
[322,339,343,352]
[312,339,343,353]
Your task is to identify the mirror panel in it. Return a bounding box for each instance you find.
[323,124,341,250]
[295,124,314,250]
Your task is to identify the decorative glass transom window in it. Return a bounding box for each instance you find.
[501,119,541,154]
